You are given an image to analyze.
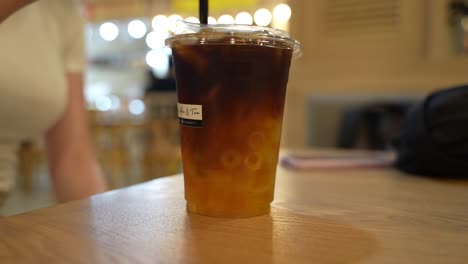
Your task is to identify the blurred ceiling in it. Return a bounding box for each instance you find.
[82,0,275,21]
[82,0,168,21]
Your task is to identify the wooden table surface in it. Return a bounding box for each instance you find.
[1,158,468,263]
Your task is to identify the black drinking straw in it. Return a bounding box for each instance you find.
[199,0,208,24]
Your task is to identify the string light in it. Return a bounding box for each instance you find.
[128,19,147,39]
[99,22,119,41]
[185,16,200,24]
[152,15,168,31]
[168,14,183,32]
[146,50,170,78]
[235,12,253,25]
[208,16,217,24]
[273,4,292,22]
[218,14,235,24]
[254,8,272,26]
[145,31,169,49]
[128,99,145,115]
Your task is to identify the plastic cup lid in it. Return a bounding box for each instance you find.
[165,21,302,59]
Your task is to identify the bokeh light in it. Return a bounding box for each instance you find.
[127,19,147,39]
[145,31,169,49]
[95,96,112,111]
[235,12,253,25]
[168,14,183,32]
[208,16,217,24]
[99,22,119,41]
[109,95,121,110]
[152,15,168,31]
[146,50,170,78]
[273,4,292,22]
[128,99,145,115]
[218,14,235,24]
[254,8,272,26]
[185,16,200,24]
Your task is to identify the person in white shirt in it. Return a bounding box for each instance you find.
[0,0,107,205]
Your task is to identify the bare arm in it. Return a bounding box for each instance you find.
[45,73,107,202]
[0,0,35,23]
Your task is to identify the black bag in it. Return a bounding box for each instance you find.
[392,85,468,178]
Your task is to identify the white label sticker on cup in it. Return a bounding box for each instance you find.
[178,103,203,127]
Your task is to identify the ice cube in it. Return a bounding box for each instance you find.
[248,131,266,149]
[220,149,242,169]
[244,152,262,171]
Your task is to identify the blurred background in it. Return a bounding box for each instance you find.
[3,0,468,215]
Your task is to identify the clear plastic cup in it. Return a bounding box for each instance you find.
[166,21,301,217]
